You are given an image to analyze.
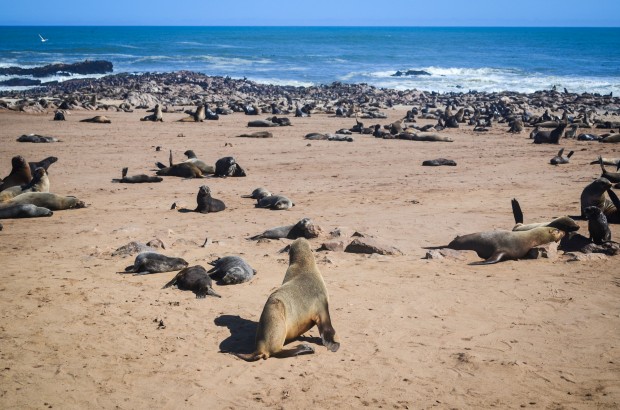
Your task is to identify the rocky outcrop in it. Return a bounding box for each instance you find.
[0,60,113,78]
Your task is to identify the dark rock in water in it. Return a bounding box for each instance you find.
[0,78,42,87]
[0,60,113,78]
[391,70,431,77]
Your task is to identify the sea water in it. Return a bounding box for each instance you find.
[0,26,619,94]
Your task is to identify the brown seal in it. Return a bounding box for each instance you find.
[236,238,340,361]
[140,104,163,122]
[156,150,204,178]
[80,115,111,123]
[0,192,86,211]
[447,227,564,265]
[0,156,32,192]
[580,177,620,222]
[0,167,50,202]
[162,265,221,298]
[194,185,225,213]
[112,167,163,183]
[510,199,579,233]
[178,105,206,122]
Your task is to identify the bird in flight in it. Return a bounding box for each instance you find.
[38,34,48,43]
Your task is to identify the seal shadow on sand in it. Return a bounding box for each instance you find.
[214,314,323,356]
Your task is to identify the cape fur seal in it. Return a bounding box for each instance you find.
[140,104,163,122]
[580,178,620,222]
[597,157,620,183]
[533,123,567,144]
[156,150,204,178]
[214,157,246,177]
[397,132,453,142]
[28,156,57,174]
[510,199,579,233]
[0,192,85,211]
[422,158,457,166]
[584,206,612,244]
[112,167,163,183]
[162,265,221,298]
[448,227,564,265]
[236,131,273,138]
[550,148,574,165]
[123,252,189,275]
[16,134,60,143]
[80,115,111,124]
[241,187,272,200]
[0,156,32,192]
[183,150,215,174]
[178,105,206,122]
[236,238,339,361]
[207,256,256,285]
[0,168,50,202]
[256,195,294,210]
[0,203,53,219]
[194,185,225,213]
[249,218,321,240]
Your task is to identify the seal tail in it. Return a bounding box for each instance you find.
[511,198,524,224]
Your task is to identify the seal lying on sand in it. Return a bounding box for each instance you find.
[207,256,256,285]
[123,252,189,275]
[584,206,612,244]
[241,187,272,200]
[156,150,205,178]
[236,131,273,138]
[183,150,215,174]
[112,167,163,183]
[249,218,321,240]
[397,132,453,142]
[214,157,246,177]
[163,265,221,298]
[235,238,339,361]
[550,148,574,165]
[0,156,32,192]
[0,192,86,211]
[422,158,457,166]
[447,227,564,265]
[0,168,50,202]
[80,115,111,123]
[16,134,60,143]
[0,203,53,219]
[510,199,579,233]
[256,195,294,210]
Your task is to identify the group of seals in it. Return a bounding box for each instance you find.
[0,168,50,202]
[580,178,620,223]
[511,199,579,233]
[236,238,339,361]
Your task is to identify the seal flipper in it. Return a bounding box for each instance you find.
[511,198,524,224]
[607,188,620,211]
[196,287,221,299]
[162,275,179,289]
[271,344,315,358]
[567,150,574,158]
[470,252,506,265]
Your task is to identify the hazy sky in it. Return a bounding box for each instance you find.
[2,0,620,26]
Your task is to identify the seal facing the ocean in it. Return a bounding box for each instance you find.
[236,238,339,361]
[447,227,564,265]
[163,265,221,298]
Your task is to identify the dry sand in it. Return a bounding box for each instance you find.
[0,107,619,409]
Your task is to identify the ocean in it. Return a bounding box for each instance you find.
[1,26,619,94]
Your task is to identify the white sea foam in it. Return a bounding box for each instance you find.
[250,77,315,87]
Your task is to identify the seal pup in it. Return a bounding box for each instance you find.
[183,150,215,174]
[193,185,225,213]
[236,238,339,361]
[162,265,221,298]
[584,206,612,244]
[0,203,53,219]
[0,156,32,192]
[550,148,574,165]
[53,111,65,121]
[447,227,564,265]
[80,115,111,124]
[140,104,163,122]
[214,157,246,177]
[0,167,50,202]
[28,156,57,174]
[207,256,256,285]
[112,167,163,183]
[0,192,85,211]
[123,252,189,275]
[256,195,294,210]
[510,199,579,233]
[241,187,272,200]
[249,218,321,240]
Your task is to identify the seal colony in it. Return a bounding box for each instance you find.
[1,68,620,407]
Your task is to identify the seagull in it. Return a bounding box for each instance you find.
[38,34,48,43]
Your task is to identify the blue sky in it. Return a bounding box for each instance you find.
[2,0,619,26]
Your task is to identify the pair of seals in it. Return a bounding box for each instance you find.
[194,186,225,213]
[0,168,50,202]
[447,227,564,265]
[580,178,620,222]
[236,238,339,361]
[0,156,32,192]
[214,157,246,177]
[112,168,163,183]
[156,151,204,178]
[140,104,163,122]
[597,158,620,183]
[241,187,272,201]
[163,266,221,298]
[511,199,579,233]
[208,256,256,284]
[28,156,57,174]
[584,206,612,244]
[123,252,189,275]
[183,150,215,174]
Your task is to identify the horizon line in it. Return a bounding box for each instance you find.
[1,24,619,28]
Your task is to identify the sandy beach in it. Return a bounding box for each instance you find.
[0,100,619,409]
